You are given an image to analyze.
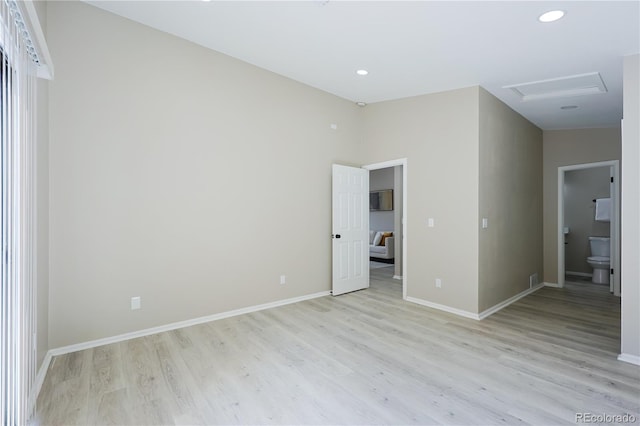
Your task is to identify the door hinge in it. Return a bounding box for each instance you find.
[611,268,614,275]
[611,177,614,183]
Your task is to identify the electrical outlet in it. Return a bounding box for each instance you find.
[435,278,442,288]
[280,275,286,285]
[131,296,141,310]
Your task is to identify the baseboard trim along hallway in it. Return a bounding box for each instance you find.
[478,283,545,319]
[405,296,480,319]
[618,353,640,366]
[406,283,545,320]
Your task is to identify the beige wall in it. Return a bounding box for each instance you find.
[34,0,50,366]
[47,1,362,348]
[621,54,640,359]
[564,167,611,275]
[44,1,626,350]
[361,87,480,313]
[478,88,543,312]
[542,128,621,284]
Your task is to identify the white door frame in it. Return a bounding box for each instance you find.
[363,158,408,299]
[557,160,620,296]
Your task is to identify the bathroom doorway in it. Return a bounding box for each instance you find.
[558,160,620,296]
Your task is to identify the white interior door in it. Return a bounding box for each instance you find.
[332,164,369,296]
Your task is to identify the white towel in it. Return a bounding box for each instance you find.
[595,198,611,222]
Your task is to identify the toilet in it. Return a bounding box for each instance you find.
[587,236,610,285]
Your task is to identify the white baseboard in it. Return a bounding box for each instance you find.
[617,353,640,366]
[28,290,328,419]
[393,275,403,280]
[478,283,545,320]
[544,282,562,288]
[49,290,330,357]
[28,351,53,418]
[406,296,480,320]
[406,283,545,321]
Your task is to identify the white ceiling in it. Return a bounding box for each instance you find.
[85,1,639,130]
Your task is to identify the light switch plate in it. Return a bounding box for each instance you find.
[131,296,141,310]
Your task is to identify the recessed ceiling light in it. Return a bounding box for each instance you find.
[356,102,367,107]
[561,105,578,110]
[356,69,369,76]
[538,10,565,23]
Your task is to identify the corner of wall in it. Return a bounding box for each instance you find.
[477,89,543,312]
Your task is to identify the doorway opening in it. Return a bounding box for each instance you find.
[364,159,407,299]
[558,160,620,296]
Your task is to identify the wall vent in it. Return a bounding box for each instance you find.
[529,273,539,288]
[504,72,607,102]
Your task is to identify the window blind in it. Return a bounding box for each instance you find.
[0,0,39,424]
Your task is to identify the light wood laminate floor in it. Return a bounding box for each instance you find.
[35,268,639,425]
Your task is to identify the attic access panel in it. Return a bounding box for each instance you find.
[504,72,607,101]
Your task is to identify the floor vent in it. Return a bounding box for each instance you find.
[529,273,539,288]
